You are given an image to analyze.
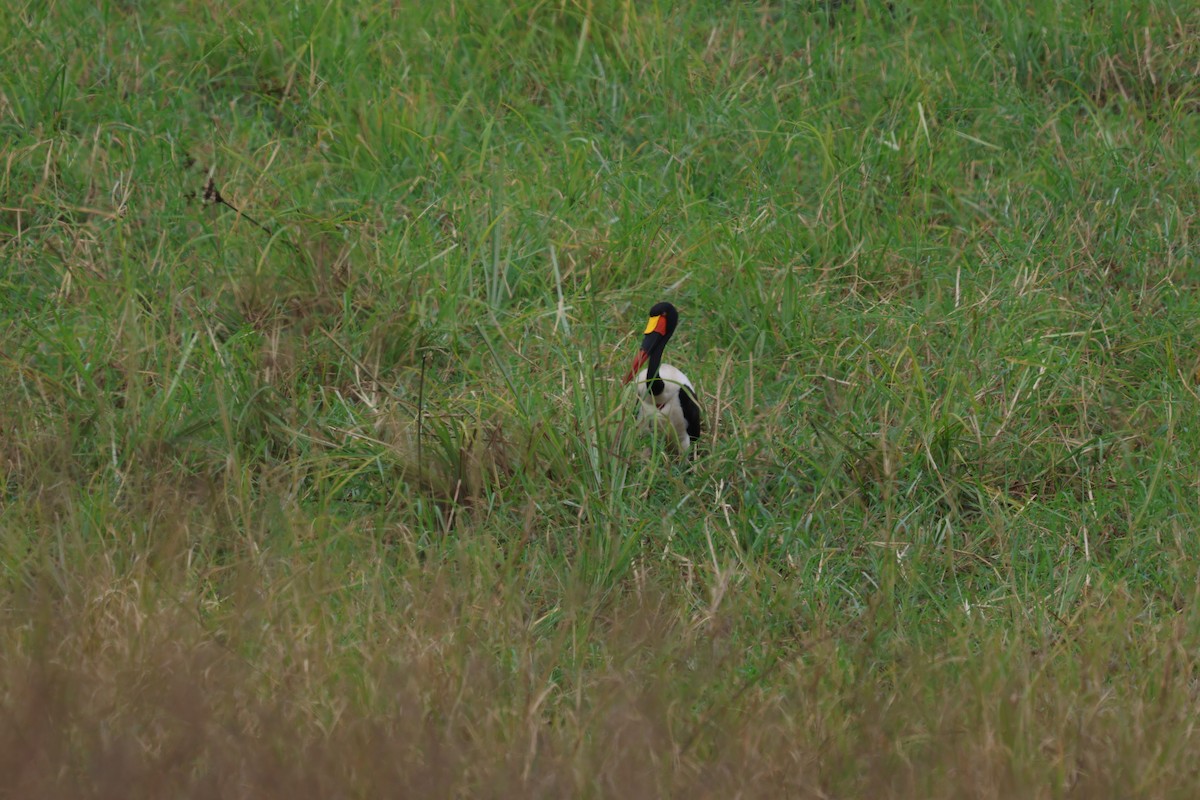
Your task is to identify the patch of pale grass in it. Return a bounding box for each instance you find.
[4,531,1200,799]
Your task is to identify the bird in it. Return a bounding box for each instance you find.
[622,301,702,455]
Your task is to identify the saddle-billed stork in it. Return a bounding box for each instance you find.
[622,301,702,454]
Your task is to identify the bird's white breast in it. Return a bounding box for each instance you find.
[633,363,695,451]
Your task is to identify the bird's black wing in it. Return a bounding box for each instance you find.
[678,386,702,442]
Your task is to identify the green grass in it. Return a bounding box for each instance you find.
[3,0,1200,796]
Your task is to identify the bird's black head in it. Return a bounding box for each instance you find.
[622,301,680,384]
[646,302,678,336]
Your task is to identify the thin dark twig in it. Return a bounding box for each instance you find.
[202,174,300,254]
[418,352,427,485]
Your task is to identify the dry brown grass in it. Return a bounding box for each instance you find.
[3,487,1199,800]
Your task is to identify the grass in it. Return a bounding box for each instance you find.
[2,0,1200,795]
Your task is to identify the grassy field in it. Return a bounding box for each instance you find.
[3,0,1200,796]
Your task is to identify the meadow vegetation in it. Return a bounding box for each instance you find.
[2,0,1200,796]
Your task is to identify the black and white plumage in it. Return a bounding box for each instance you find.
[622,301,702,454]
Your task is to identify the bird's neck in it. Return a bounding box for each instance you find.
[646,342,666,397]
